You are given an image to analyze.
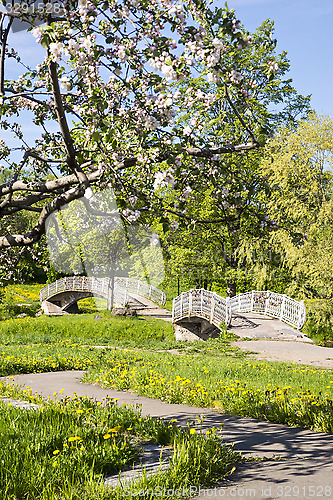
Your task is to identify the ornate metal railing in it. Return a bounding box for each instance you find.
[39,276,128,306]
[229,290,306,330]
[172,289,306,331]
[39,276,166,307]
[172,289,231,328]
[115,277,166,306]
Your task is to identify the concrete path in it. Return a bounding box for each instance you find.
[2,370,333,499]
[232,339,333,369]
[228,312,333,370]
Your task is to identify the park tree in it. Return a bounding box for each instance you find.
[0,0,309,286]
[261,113,333,298]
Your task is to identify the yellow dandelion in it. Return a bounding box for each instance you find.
[68,436,81,442]
[103,434,111,440]
[189,429,196,434]
[52,450,60,455]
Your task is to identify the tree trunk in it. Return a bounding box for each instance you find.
[107,271,115,310]
[226,281,237,297]
[177,276,180,296]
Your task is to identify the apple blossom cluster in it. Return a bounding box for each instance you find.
[148,52,187,81]
[121,208,141,222]
[229,69,243,85]
[268,61,279,72]
[153,168,175,191]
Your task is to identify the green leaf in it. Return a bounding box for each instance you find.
[91,131,101,142]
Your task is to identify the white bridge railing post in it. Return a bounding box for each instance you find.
[189,292,192,317]
[264,293,269,316]
[226,297,230,326]
[280,294,286,321]
[210,293,215,323]
[298,300,305,329]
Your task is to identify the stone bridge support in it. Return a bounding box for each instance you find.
[174,317,221,341]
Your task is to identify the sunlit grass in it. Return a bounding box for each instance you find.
[0,387,240,500]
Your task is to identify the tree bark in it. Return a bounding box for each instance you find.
[107,271,115,311]
[226,281,237,297]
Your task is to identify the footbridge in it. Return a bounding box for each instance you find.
[172,289,306,340]
[40,277,166,316]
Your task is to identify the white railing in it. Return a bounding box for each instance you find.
[39,276,128,307]
[229,290,306,330]
[115,277,166,306]
[39,276,166,307]
[172,289,306,331]
[172,289,231,328]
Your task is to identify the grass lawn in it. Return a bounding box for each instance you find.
[0,283,333,498]
[0,387,240,499]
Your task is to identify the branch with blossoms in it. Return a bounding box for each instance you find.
[0,0,309,253]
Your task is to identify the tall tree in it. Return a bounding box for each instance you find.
[0,0,309,257]
[261,113,333,298]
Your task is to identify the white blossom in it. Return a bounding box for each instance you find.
[212,38,225,50]
[60,77,72,91]
[161,64,178,80]
[183,125,192,136]
[207,71,220,83]
[229,69,243,84]
[183,186,192,199]
[49,42,64,62]
[117,46,128,62]
[68,39,80,54]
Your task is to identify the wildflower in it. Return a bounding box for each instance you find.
[189,428,196,434]
[103,434,111,440]
[53,450,60,455]
[68,436,81,442]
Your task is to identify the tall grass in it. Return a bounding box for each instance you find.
[0,389,240,500]
[0,312,174,348]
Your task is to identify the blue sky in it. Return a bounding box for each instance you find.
[2,0,333,157]
[225,0,333,116]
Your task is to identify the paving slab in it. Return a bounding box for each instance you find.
[1,370,333,499]
[232,339,333,369]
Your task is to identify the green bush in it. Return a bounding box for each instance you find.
[303,299,333,344]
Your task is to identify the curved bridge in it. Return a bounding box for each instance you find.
[172,289,231,339]
[172,289,306,340]
[40,277,166,316]
[229,290,306,330]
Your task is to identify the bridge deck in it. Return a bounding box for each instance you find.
[229,312,310,341]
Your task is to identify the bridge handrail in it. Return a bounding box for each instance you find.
[39,276,166,307]
[172,289,231,328]
[229,290,306,330]
[115,277,166,306]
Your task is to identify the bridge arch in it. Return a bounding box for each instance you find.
[172,289,306,340]
[39,277,166,315]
